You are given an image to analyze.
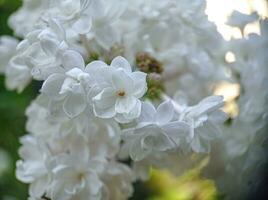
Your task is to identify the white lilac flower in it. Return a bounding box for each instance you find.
[5,56,32,93]
[25,100,59,137]
[0,36,18,73]
[177,96,227,153]
[8,0,49,37]
[48,0,92,34]
[83,118,121,158]
[122,101,189,161]
[16,136,49,198]
[91,56,147,123]
[23,18,68,80]
[5,18,68,92]
[49,153,105,200]
[41,50,91,118]
[88,0,128,49]
[101,162,134,200]
[227,11,259,30]
[26,94,122,159]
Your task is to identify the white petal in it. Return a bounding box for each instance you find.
[112,69,134,92]
[41,74,65,100]
[29,176,48,197]
[115,99,142,123]
[88,0,105,18]
[131,71,147,98]
[197,121,221,140]
[63,91,86,118]
[142,130,174,152]
[49,18,66,40]
[93,105,116,119]
[163,121,189,134]
[115,96,137,114]
[62,50,85,70]
[129,137,150,161]
[85,60,107,73]
[209,110,228,123]
[162,121,190,145]
[87,173,103,195]
[93,88,117,118]
[40,37,58,56]
[93,88,116,108]
[59,77,76,94]
[156,101,174,125]
[191,135,210,153]
[72,14,92,34]
[138,102,156,123]
[110,56,132,73]
[194,95,224,116]
[94,25,119,50]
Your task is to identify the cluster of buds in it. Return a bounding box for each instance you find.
[136,52,164,100]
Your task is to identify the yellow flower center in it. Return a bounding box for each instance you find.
[117,90,126,97]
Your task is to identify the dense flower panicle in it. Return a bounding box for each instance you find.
[1,0,267,199]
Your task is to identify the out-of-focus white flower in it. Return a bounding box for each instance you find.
[177,96,227,153]
[227,11,259,30]
[49,153,104,200]
[122,101,189,161]
[88,0,128,49]
[101,162,134,200]
[8,0,48,37]
[16,136,49,198]
[5,56,32,93]
[48,0,92,34]
[25,100,59,136]
[0,36,18,73]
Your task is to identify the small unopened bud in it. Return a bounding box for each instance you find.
[136,52,163,74]
[145,72,165,100]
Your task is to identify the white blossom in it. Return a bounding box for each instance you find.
[48,0,92,34]
[48,153,104,200]
[91,56,147,123]
[227,11,259,30]
[41,50,90,118]
[16,136,49,198]
[5,18,68,92]
[122,101,189,161]
[8,0,48,37]
[177,96,227,153]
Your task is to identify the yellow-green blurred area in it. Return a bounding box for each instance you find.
[146,158,218,200]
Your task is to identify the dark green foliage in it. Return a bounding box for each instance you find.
[0,1,31,199]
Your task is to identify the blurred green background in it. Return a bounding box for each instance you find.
[0,0,33,199]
